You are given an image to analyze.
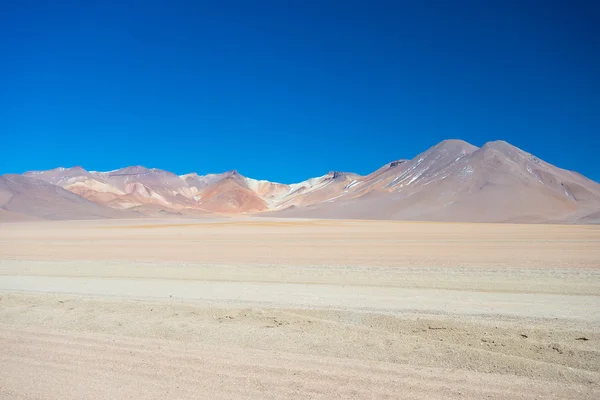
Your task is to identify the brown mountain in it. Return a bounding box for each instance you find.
[266,140,600,223]
[5,139,599,223]
[0,175,140,221]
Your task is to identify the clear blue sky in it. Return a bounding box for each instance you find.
[1,0,599,183]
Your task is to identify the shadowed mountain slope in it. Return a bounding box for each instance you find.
[0,175,140,221]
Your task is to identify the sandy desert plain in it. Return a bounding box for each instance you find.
[0,217,599,399]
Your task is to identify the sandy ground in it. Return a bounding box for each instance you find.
[1,218,600,399]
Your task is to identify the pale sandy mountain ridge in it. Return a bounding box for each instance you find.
[2,139,599,223]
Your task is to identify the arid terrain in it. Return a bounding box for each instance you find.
[1,218,599,399]
[3,140,600,224]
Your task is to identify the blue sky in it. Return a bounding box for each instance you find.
[1,0,599,183]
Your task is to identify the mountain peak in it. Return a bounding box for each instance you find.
[433,139,478,153]
[480,140,536,161]
[109,166,152,176]
[438,139,474,145]
[219,170,244,180]
[482,140,516,150]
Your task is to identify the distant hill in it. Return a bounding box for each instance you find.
[0,174,140,221]
[2,139,598,223]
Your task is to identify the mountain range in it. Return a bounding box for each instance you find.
[1,140,599,223]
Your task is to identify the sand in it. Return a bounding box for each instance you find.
[1,218,599,399]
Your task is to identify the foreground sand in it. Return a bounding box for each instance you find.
[1,218,599,399]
